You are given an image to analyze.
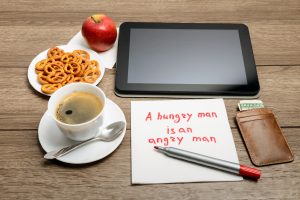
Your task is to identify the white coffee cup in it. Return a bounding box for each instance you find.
[48,83,106,141]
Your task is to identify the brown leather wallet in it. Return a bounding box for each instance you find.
[236,108,294,166]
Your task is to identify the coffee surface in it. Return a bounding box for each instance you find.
[56,92,103,124]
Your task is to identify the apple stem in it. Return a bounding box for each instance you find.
[91,15,103,23]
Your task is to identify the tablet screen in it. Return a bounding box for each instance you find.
[128,29,247,85]
[116,23,260,97]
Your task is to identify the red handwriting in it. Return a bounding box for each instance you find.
[147,135,217,146]
[145,111,218,122]
[145,112,152,121]
[148,136,184,146]
[197,112,217,118]
[192,136,216,143]
[145,111,219,147]
[166,126,192,134]
[145,112,193,123]
[158,112,192,123]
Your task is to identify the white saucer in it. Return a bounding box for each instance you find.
[38,98,126,164]
[28,44,106,96]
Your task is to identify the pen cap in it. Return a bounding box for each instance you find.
[239,164,261,180]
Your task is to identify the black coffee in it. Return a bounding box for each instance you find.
[56,92,103,124]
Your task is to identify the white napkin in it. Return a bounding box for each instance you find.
[68,28,119,69]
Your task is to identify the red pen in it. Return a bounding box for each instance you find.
[154,146,261,180]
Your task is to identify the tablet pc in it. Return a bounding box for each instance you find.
[115,22,260,98]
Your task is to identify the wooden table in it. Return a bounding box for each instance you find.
[1,0,299,199]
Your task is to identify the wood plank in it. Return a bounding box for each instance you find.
[1,0,299,21]
[0,66,299,130]
[0,128,299,199]
[0,1,299,66]
[0,24,299,67]
[0,26,80,68]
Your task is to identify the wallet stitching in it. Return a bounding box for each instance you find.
[236,112,294,166]
[260,115,294,165]
[237,113,273,119]
[236,119,261,165]
[272,116,295,162]
[237,117,294,165]
[239,116,273,123]
[236,108,273,117]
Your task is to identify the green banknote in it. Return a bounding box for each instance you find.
[238,100,264,111]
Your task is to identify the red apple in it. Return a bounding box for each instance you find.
[82,14,117,52]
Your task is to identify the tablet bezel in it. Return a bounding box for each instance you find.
[115,22,260,97]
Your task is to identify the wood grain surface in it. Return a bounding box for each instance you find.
[0,0,299,199]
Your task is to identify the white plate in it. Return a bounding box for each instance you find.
[67,28,119,69]
[38,98,126,164]
[27,44,106,96]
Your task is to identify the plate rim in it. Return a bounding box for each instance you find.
[27,44,106,96]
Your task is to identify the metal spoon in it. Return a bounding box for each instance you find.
[44,121,126,160]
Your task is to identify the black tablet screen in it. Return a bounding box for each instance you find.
[127,29,247,85]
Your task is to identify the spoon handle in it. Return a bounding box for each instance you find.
[44,137,98,159]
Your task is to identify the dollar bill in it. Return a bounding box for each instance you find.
[238,100,264,111]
